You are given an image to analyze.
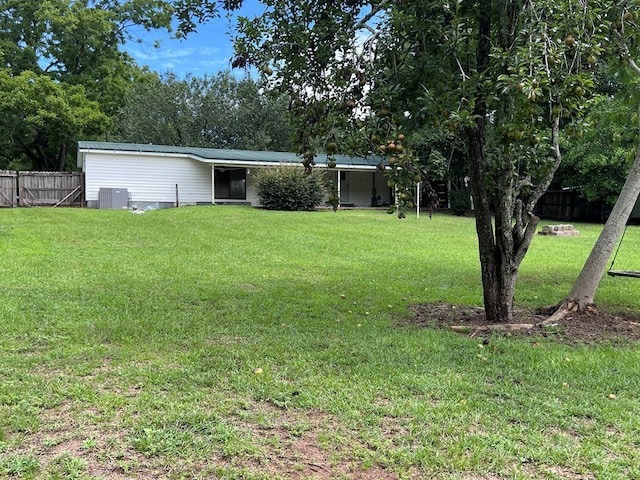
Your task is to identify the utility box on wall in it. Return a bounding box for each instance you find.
[98,188,129,210]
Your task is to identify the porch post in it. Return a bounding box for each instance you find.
[211,164,216,204]
[337,170,341,207]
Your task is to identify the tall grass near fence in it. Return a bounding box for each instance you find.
[0,207,638,479]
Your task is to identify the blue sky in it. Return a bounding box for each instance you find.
[124,1,264,78]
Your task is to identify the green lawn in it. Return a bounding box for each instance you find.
[0,206,638,479]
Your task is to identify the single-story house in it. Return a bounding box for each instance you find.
[77,141,392,210]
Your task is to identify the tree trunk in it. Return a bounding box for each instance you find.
[467,125,501,322]
[57,142,67,171]
[466,110,524,324]
[465,0,516,323]
[560,144,640,311]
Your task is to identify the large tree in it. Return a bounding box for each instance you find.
[209,0,606,323]
[0,70,110,170]
[115,71,292,150]
[0,0,174,169]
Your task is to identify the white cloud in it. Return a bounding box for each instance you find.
[198,47,222,56]
[129,47,197,61]
[200,58,231,67]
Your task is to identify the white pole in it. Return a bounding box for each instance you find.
[211,165,216,204]
[416,182,420,218]
[337,170,341,207]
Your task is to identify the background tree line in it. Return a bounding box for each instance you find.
[0,0,290,171]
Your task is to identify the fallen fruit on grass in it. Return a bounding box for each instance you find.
[253,368,263,374]
[608,394,617,400]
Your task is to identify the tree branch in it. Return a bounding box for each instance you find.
[613,30,640,75]
[354,2,387,32]
[525,116,561,214]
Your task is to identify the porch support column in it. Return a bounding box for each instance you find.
[211,164,216,205]
[337,170,341,207]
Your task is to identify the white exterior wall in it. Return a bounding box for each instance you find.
[245,168,260,205]
[83,152,212,206]
[81,148,385,209]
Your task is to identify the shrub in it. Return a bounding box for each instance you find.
[449,188,471,216]
[255,166,325,211]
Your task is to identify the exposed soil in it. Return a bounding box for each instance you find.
[405,302,640,343]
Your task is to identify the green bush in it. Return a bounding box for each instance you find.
[449,188,471,216]
[255,166,325,211]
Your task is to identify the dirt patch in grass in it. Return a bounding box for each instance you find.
[229,402,399,480]
[405,302,640,343]
[5,398,404,480]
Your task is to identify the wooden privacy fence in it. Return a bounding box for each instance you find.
[534,189,608,223]
[0,171,85,208]
[0,170,17,207]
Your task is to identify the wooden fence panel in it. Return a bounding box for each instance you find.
[17,171,85,207]
[0,170,18,207]
[534,190,606,223]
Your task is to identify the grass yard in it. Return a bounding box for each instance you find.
[0,206,639,479]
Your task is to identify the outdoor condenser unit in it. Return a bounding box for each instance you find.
[98,188,129,210]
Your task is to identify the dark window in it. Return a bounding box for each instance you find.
[215,168,246,199]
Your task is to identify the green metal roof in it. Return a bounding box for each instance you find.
[77,141,384,170]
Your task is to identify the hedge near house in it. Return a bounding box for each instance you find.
[255,166,325,211]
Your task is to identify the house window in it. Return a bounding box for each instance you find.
[215,168,246,199]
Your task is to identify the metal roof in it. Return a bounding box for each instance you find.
[77,141,384,170]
